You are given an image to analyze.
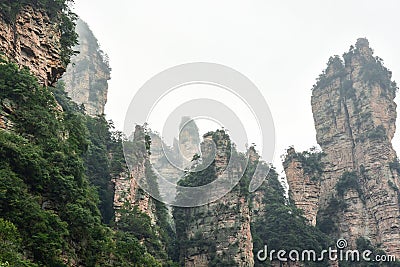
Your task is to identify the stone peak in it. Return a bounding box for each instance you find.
[354,37,373,57]
[355,38,370,49]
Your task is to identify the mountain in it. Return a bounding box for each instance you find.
[0,1,77,86]
[286,38,400,260]
[61,19,111,116]
[0,2,172,266]
[1,3,400,266]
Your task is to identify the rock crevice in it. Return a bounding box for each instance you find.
[0,5,65,85]
[285,38,400,257]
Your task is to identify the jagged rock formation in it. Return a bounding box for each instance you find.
[174,130,254,267]
[286,38,400,257]
[149,133,183,204]
[179,191,254,267]
[284,147,322,226]
[62,19,110,116]
[148,117,200,204]
[177,116,201,165]
[0,5,178,265]
[113,125,158,222]
[116,119,334,266]
[114,118,224,222]
[0,5,65,85]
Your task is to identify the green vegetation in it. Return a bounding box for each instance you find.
[367,125,387,140]
[173,153,218,265]
[314,39,398,101]
[85,117,124,223]
[283,147,325,181]
[0,0,78,67]
[317,171,362,235]
[336,171,362,197]
[252,169,331,266]
[0,218,37,266]
[360,58,398,95]
[70,19,111,98]
[175,138,331,266]
[356,125,388,143]
[316,197,347,234]
[312,56,346,90]
[173,134,248,266]
[389,158,400,176]
[52,81,124,224]
[340,79,356,99]
[0,58,177,265]
[355,125,388,143]
[1,57,103,265]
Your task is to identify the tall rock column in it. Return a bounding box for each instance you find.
[113,125,158,223]
[283,147,322,226]
[301,38,400,256]
[174,130,254,267]
[62,19,111,116]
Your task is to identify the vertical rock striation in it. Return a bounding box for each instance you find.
[174,130,254,267]
[283,147,322,226]
[113,125,158,223]
[0,5,65,85]
[62,19,110,116]
[286,38,400,257]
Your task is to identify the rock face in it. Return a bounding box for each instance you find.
[113,125,158,223]
[62,19,110,116]
[286,38,400,257]
[177,116,201,165]
[181,190,254,267]
[174,130,254,267]
[0,5,65,85]
[148,133,183,204]
[0,97,15,130]
[284,148,321,226]
[148,117,201,204]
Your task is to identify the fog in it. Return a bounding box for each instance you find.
[73,0,400,174]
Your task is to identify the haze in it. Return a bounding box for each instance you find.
[72,0,400,174]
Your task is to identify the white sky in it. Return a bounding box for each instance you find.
[72,0,400,175]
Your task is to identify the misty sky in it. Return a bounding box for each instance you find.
[72,0,400,174]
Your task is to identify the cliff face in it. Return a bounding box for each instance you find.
[0,5,65,85]
[284,148,322,226]
[113,125,158,222]
[174,130,254,267]
[147,117,201,204]
[181,191,254,267]
[286,38,400,257]
[116,121,332,265]
[62,19,110,116]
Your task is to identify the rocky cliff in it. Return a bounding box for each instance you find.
[0,5,66,86]
[113,125,159,222]
[174,130,254,267]
[0,4,179,265]
[118,121,331,266]
[283,147,323,226]
[62,19,110,116]
[285,38,400,257]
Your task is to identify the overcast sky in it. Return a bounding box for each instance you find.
[72,0,400,174]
